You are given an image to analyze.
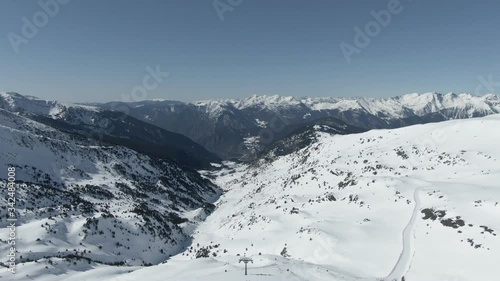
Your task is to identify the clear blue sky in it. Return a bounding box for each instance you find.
[1,0,499,103]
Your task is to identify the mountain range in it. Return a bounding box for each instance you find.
[0,91,499,281]
[97,92,500,159]
[0,92,220,169]
[0,100,222,268]
[90,113,499,281]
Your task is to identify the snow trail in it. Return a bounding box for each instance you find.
[385,187,422,280]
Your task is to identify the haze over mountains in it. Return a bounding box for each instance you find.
[97,92,500,159]
[0,91,499,281]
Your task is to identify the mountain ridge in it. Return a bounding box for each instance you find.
[85,114,500,281]
[96,92,500,159]
[0,107,222,267]
[0,92,220,169]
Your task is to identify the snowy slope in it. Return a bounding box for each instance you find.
[0,92,220,169]
[1,92,499,280]
[105,114,500,281]
[196,92,500,119]
[0,108,221,274]
[250,92,500,119]
[0,92,95,118]
[97,92,500,159]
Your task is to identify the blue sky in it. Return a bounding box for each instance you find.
[1,0,499,103]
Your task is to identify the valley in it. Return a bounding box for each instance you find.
[0,92,499,281]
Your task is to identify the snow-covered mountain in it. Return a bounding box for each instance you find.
[1,90,499,280]
[0,92,220,169]
[0,90,500,281]
[98,92,500,159]
[99,114,500,281]
[0,107,221,270]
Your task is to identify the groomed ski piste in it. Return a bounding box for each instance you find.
[2,115,499,281]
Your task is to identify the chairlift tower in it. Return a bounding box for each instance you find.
[239,254,253,275]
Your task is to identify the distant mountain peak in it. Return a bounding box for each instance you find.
[0,92,220,169]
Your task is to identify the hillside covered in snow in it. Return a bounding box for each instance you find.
[0,107,221,276]
[0,92,220,169]
[103,114,500,281]
[0,91,498,281]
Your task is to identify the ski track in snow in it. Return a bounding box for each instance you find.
[385,187,423,280]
